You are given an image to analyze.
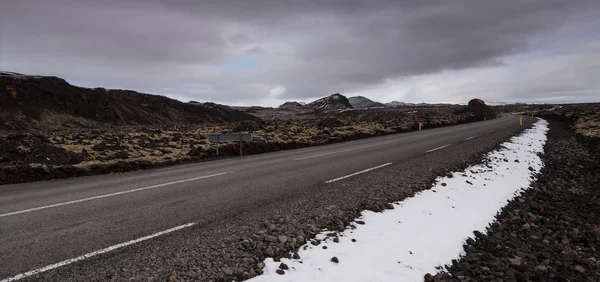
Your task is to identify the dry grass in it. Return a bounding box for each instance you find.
[1,106,496,184]
[14,107,489,167]
[574,115,600,137]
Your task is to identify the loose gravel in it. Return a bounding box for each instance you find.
[427,120,600,282]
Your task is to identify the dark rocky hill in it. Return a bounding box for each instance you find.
[348,96,385,108]
[279,101,305,110]
[307,93,353,111]
[0,72,258,130]
[464,98,496,117]
[385,101,408,107]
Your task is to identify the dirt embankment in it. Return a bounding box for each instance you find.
[429,119,600,282]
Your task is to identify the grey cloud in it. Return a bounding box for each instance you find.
[1,0,599,105]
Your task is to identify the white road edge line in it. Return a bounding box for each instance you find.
[425,144,452,153]
[294,140,398,161]
[0,172,233,218]
[325,163,393,183]
[0,222,197,282]
[464,135,479,140]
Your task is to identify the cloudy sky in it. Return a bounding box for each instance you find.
[1,0,599,106]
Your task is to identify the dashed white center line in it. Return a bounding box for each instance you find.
[425,144,452,153]
[325,163,393,183]
[294,147,364,160]
[294,140,399,161]
[464,135,479,140]
[0,172,233,218]
[0,222,197,282]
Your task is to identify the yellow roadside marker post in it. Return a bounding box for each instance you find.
[520,117,523,126]
[484,116,487,121]
[419,122,422,131]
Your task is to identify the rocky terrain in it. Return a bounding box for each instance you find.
[306,93,353,111]
[0,78,500,184]
[4,72,598,281]
[28,112,532,282]
[22,111,600,282]
[466,98,496,118]
[0,72,257,131]
[348,96,385,108]
[425,119,600,282]
[278,101,304,110]
[495,102,600,150]
[0,104,496,184]
[536,103,600,149]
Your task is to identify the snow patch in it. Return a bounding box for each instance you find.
[251,119,549,282]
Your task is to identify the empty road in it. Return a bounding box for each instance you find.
[0,114,534,280]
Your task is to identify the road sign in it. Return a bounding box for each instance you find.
[207,133,253,156]
[208,134,253,142]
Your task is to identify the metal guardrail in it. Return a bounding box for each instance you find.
[207,133,253,156]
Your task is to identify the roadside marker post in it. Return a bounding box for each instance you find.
[520,117,523,126]
[419,122,422,131]
[208,133,253,156]
[484,116,487,121]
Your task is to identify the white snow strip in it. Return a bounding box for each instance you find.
[0,172,233,218]
[325,163,393,183]
[464,135,478,140]
[0,222,197,282]
[251,119,549,282]
[425,144,452,153]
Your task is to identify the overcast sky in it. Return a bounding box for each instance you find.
[1,1,599,106]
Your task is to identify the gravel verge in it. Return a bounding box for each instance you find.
[26,119,534,282]
[427,119,600,282]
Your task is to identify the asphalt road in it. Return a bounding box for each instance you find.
[0,114,533,280]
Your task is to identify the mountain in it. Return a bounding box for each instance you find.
[279,101,305,109]
[348,96,385,108]
[307,93,353,111]
[385,101,455,107]
[0,72,258,130]
[385,101,407,107]
[230,106,272,111]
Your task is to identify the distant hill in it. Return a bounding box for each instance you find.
[348,96,385,108]
[279,101,305,109]
[230,106,272,111]
[307,93,353,111]
[385,101,408,107]
[386,101,454,107]
[465,98,496,116]
[0,72,259,131]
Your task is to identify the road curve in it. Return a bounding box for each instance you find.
[0,114,534,280]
